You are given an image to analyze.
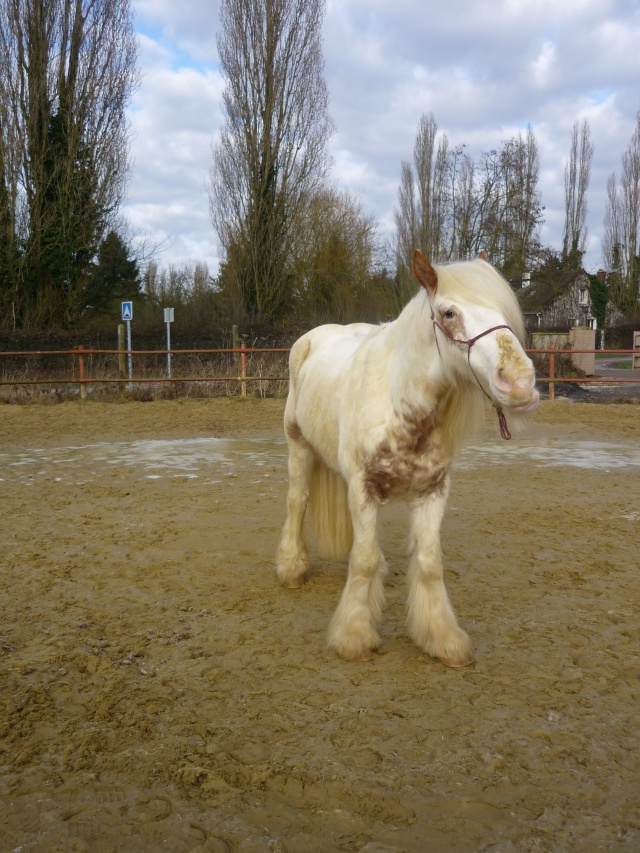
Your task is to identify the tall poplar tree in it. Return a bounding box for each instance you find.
[562,119,593,267]
[603,112,640,312]
[209,0,334,320]
[394,113,449,305]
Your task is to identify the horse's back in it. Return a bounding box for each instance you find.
[295,322,377,350]
[290,322,378,383]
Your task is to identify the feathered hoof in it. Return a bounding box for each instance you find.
[419,626,473,668]
[328,620,379,663]
[276,552,308,588]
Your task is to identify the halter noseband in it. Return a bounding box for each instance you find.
[431,310,513,440]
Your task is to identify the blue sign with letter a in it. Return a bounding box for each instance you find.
[121,301,133,321]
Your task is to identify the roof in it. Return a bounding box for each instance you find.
[515,269,587,313]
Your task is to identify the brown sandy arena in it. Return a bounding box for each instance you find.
[1,398,638,852]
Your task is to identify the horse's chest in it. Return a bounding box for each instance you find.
[363,437,448,503]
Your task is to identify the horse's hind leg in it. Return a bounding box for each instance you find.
[276,440,314,588]
[327,482,387,661]
[406,481,473,667]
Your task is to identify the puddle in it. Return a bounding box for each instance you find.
[0,436,638,486]
[459,439,640,471]
[0,438,287,486]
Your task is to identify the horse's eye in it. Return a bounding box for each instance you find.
[443,309,456,321]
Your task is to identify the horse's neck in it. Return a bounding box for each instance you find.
[381,291,446,413]
[376,291,484,456]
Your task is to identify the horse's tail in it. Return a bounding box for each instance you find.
[308,459,353,561]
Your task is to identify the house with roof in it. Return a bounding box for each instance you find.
[515,269,596,332]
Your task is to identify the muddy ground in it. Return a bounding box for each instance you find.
[1,398,638,852]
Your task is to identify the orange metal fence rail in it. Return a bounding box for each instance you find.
[528,347,639,400]
[0,343,290,398]
[0,345,639,400]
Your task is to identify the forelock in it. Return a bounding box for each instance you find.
[433,259,525,342]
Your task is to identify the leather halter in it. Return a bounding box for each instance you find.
[431,310,513,440]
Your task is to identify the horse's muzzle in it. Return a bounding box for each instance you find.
[513,388,540,412]
[493,366,539,411]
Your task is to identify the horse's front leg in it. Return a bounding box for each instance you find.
[407,478,473,667]
[327,481,387,661]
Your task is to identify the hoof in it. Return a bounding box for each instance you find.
[339,649,374,662]
[276,553,309,589]
[327,613,380,663]
[439,654,473,668]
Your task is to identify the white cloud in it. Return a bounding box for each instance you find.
[531,40,557,89]
[125,31,224,268]
[123,0,640,276]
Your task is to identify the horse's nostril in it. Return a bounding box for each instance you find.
[494,368,512,391]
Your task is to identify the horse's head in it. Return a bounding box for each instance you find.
[413,249,539,420]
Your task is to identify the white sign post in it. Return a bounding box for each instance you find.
[121,301,133,382]
[164,307,175,378]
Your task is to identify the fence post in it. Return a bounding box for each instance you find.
[232,325,240,365]
[548,344,555,401]
[117,324,126,394]
[240,341,247,397]
[77,345,87,400]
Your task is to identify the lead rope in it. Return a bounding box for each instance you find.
[497,408,512,440]
[431,310,513,441]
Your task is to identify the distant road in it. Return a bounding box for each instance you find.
[594,356,636,379]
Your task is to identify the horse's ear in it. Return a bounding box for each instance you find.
[413,249,438,296]
[478,250,489,262]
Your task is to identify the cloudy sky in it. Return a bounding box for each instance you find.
[126,0,640,277]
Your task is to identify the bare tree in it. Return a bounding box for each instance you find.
[394,113,449,303]
[447,147,476,259]
[497,127,542,279]
[603,172,627,310]
[289,187,382,322]
[603,112,640,311]
[562,119,593,266]
[413,113,450,260]
[0,0,139,328]
[209,0,334,321]
[394,160,417,304]
[396,118,543,286]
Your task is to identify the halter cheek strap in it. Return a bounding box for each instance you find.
[431,311,513,440]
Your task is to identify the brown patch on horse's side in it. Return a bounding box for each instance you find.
[401,406,438,454]
[363,405,449,503]
[286,420,304,442]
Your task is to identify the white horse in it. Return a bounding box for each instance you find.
[277,249,539,666]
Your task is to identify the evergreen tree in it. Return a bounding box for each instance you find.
[0,0,139,328]
[83,231,140,314]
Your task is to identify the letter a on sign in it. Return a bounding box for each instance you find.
[121,301,133,321]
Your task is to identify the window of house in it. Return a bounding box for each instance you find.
[578,287,588,305]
